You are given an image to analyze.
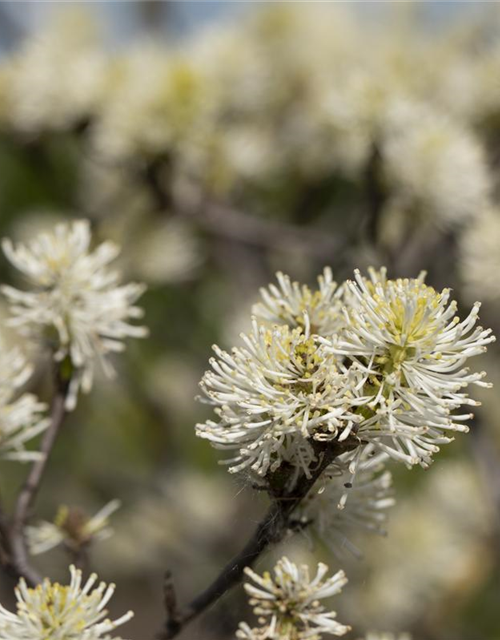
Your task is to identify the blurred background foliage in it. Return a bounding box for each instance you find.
[0,2,500,639]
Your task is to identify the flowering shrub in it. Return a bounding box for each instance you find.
[0,4,499,640]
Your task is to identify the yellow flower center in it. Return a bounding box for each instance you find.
[20,583,88,638]
[375,280,445,349]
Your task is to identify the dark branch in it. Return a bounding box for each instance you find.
[185,199,345,262]
[142,161,345,262]
[157,438,357,639]
[161,571,182,634]
[8,370,70,586]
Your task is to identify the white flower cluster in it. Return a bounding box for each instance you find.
[0,332,48,462]
[197,269,354,480]
[329,268,494,467]
[253,268,343,336]
[197,318,360,479]
[27,499,121,556]
[197,267,494,481]
[0,565,133,640]
[236,557,350,640]
[1,220,147,409]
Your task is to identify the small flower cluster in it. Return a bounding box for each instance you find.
[0,565,133,640]
[27,500,120,556]
[236,557,416,640]
[196,269,358,480]
[197,317,360,479]
[329,268,493,467]
[253,268,343,336]
[237,557,350,640]
[1,219,147,410]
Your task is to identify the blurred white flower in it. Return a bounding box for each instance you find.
[0,332,48,462]
[432,36,500,124]
[196,318,360,480]
[92,45,214,162]
[5,10,107,134]
[295,85,372,178]
[129,220,202,284]
[460,208,500,303]
[27,499,121,556]
[347,459,492,629]
[253,268,343,337]
[237,557,350,640]
[0,565,133,640]
[382,101,490,226]
[2,219,147,410]
[188,17,276,117]
[297,448,395,558]
[218,124,280,183]
[325,268,494,467]
[187,4,372,184]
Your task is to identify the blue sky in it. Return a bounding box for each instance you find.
[0,1,487,52]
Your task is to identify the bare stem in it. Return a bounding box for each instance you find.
[8,371,70,586]
[158,439,356,640]
[67,543,91,574]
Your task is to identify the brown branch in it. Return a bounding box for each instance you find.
[186,199,345,262]
[142,161,345,262]
[8,371,70,586]
[157,438,357,640]
[161,571,182,633]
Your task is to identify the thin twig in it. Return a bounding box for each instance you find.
[157,439,357,639]
[9,371,70,586]
[67,542,91,574]
[162,571,181,632]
